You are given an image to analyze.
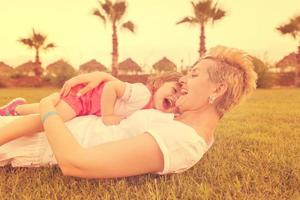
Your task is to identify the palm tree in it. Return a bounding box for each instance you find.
[18,29,55,76]
[177,0,226,58]
[93,0,135,76]
[277,15,300,86]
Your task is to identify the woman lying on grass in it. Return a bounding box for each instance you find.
[0,46,257,178]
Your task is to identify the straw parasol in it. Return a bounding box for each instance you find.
[0,62,14,75]
[46,59,75,76]
[152,57,177,72]
[276,52,299,69]
[118,58,142,74]
[15,61,42,76]
[79,59,107,73]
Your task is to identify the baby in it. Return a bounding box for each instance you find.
[0,72,182,125]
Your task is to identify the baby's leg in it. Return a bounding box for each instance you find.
[0,100,76,146]
[15,103,40,115]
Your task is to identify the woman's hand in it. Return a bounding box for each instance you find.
[102,115,124,125]
[60,72,118,97]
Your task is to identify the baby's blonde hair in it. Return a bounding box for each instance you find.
[146,72,182,94]
[203,46,257,118]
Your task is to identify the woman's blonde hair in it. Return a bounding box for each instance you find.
[203,46,257,118]
[146,72,182,93]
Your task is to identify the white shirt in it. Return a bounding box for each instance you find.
[0,109,211,175]
[114,82,152,118]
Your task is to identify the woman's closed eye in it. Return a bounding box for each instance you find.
[172,87,177,94]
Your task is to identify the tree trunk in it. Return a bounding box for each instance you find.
[199,22,206,58]
[295,44,300,87]
[35,48,41,64]
[111,21,118,76]
[34,47,42,77]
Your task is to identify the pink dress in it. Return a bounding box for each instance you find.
[61,82,106,116]
[61,82,153,117]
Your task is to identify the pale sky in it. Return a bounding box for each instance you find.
[0,0,299,71]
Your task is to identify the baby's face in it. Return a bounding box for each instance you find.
[153,81,181,113]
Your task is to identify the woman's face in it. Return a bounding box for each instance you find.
[175,59,217,112]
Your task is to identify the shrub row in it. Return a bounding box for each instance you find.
[0,71,299,88]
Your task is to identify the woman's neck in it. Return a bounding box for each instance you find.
[176,106,219,145]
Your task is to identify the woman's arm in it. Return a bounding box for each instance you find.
[39,96,164,179]
[60,71,119,97]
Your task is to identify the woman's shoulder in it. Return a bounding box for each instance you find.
[134,110,206,144]
[129,109,172,119]
[143,115,209,175]
[168,120,207,145]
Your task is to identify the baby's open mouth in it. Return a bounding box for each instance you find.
[163,98,174,110]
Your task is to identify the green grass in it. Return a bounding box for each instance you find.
[0,88,299,200]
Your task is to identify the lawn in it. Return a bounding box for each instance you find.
[0,88,299,200]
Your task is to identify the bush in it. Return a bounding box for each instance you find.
[117,74,150,84]
[44,73,77,87]
[10,71,26,79]
[251,56,275,88]
[276,72,295,86]
[45,61,77,87]
[0,79,6,88]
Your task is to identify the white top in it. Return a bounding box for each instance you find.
[0,109,211,175]
[114,82,152,118]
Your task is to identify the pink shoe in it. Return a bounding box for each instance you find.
[0,98,27,116]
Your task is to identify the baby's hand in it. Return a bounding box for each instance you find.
[102,115,123,125]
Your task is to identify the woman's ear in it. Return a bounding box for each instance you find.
[214,82,228,99]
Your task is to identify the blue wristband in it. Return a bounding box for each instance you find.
[41,111,59,124]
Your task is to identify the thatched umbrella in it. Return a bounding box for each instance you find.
[15,61,42,76]
[79,59,107,73]
[276,53,299,71]
[118,58,142,74]
[46,59,75,76]
[0,62,14,76]
[152,57,177,72]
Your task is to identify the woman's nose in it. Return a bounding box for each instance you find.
[179,76,187,84]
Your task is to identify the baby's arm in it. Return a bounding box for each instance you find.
[101,80,126,125]
[61,71,119,97]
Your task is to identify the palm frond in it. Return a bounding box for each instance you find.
[176,16,198,25]
[192,0,213,22]
[212,8,226,21]
[101,0,112,16]
[291,15,300,31]
[190,0,225,24]
[277,15,300,39]
[32,28,46,47]
[277,23,293,34]
[113,1,127,21]
[18,38,34,48]
[121,21,135,33]
[43,43,56,50]
[277,24,297,38]
[93,9,106,24]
